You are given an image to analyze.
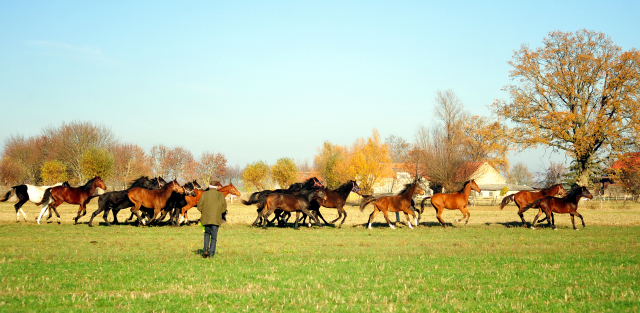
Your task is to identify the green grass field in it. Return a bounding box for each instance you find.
[0,201,639,312]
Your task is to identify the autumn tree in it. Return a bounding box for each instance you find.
[535,161,567,188]
[460,116,510,173]
[196,151,227,186]
[385,135,410,163]
[110,143,151,189]
[44,121,116,182]
[150,145,194,182]
[271,157,298,188]
[0,135,45,184]
[349,129,392,194]
[40,160,68,185]
[224,164,243,185]
[506,162,534,186]
[242,161,270,191]
[493,29,640,186]
[314,142,349,189]
[80,147,114,180]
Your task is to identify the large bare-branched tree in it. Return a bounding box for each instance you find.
[196,151,227,186]
[506,162,534,186]
[493,30,640,186]
[110,143,151,189]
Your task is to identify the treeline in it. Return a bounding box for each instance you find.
[0,121,231,188]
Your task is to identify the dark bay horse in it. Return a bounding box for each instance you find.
[420,180,481,227]
[307,180,360,228]
[243,177,324,226]
[499,183,566,227]
[360,181,425,229]
[1,181,70,222]
[147,180,199,226]
[178,183,241,225]
[524,186,593,230]
[87,176,166,227]
[259,189,327,229]
[36,177,107,224]
[127,180,184,226]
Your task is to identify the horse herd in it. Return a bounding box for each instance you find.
[0,176,593,230]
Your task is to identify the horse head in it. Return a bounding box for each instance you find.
[95,176,107,191]
[469,180,481,193]
[182,182,197,196]
[413,184,425,196]
[350,180,361,195]
[191,180,203,191]
[170,180,185,194]
[580,186,593,199]
[227,183,241,197]
[555,184,567,196]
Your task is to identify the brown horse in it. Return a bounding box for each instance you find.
[524,186,593,230]
[178,183,241,224]
[304,180,360,228]
[499,183,566,226]
[420,180,481,227]
[360,182,424,229]
[127,180,184,226]
[260,189,327,229]
[36,177,107,225]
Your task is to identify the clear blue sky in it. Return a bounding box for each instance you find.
[1,1,638,172]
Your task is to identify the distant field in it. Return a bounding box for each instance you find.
[0,200,639,311]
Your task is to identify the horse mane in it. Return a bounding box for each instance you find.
[81,177,97,191]
[334,181,354,193]
[457,181,472,193]
[398,182,418,195]
[566,185,585,197]
[543,183,562,191]
[128,176,150,188]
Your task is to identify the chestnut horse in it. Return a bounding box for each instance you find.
[178,183,241,225]
[360,182,424,229]
[260,189,327,229]
[499,183,566,227]
[36,177,107,224]
[1,181,70,222]
[420,180,481,227]
[524,186,593,230]
[127,180,184,226]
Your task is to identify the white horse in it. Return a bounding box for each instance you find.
[1,182,69,222]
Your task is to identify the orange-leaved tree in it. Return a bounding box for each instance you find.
[493,30,640,186]
[349,129,392,194]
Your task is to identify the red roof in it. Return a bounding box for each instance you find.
[611,153,640,171]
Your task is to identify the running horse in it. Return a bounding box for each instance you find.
[259,188,327,229]
[0,181,70,222]
[306,180,361,228]
[420,180,481,227]
[178,182,241,225]
[499,183,566,227]
[36,177,107,224]
[524,186,593,230]
[127,180,185,226]
[360,181,425,229]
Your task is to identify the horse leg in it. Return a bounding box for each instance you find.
[88,206,103,227]
[294,212,301,229]
[380,209,395,229]
[367,206,380,229]
[338,207,348,228]
[49,201,62,224]
[73,205,85,225]
[530,209,549,230]
[301,207,322,228]
[517,207,528,227]
[261,209,275,229]
[37,201,50,224]
[14,198,27,222]
[403,211,414,229]
[314,209,330,226]
[570,213,577,230]
[457,207,470,225]
[433,205,446,228]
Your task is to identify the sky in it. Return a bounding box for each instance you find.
[1,1,639,173]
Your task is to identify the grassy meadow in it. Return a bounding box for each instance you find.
[0,199,639,312]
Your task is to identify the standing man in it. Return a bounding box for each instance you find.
[197,186,227,258]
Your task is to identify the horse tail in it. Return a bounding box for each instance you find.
[34,188,52,206]
[85,194,101,205]
[499,194,515,210]
[0,188,14,202]
[419,197,432,214]
[522,198,543,213]
[359,196,377,212]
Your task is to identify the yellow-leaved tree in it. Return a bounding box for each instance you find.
[349,129,392,194]
[40,160,67,185]
[242,161,270,191]
[271,157,298,189]
[493,30,640,186]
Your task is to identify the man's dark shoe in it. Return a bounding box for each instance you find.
[203,252,209,258]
